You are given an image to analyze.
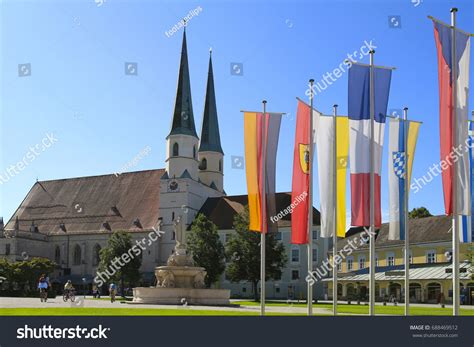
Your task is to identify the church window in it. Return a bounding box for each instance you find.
[172,212,175,221]
[173,143,179,156]
[219,159,222,172]
[92,244,101,266]
[73,245,82,266]
[54,246,61,264]
[193,145,196,159]
[200,158,207,170]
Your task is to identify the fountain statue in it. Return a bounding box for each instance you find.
[132,216,230,305]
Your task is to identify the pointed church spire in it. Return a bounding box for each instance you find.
[199,48,223,154]
[169,27,198,138]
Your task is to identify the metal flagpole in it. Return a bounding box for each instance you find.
[307,79,314,315]
[451,7,460,317]
[260,100,267,316]
[332,104,338,316]
[403,107,410,316]
[369,49,376,316]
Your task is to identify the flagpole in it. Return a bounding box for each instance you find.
[450,7,460,317]
[307,79,314,316]
[369,49,376,316]
[260,100,267,316]
[332,104,338,316]
[403,107,410,316]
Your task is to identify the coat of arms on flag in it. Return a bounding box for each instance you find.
[392,151,406,179]
[299,144,310,174]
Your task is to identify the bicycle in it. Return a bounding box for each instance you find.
[63,289,76,302]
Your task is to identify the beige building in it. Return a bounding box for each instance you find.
[323,215,474,305]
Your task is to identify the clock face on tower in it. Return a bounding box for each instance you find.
[168,180,179,192]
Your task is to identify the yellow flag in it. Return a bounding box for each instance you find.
[336,117,349,237]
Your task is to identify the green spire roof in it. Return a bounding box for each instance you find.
[199,50,223,154]
[168,28,198,138]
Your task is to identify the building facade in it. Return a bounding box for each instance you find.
[324,215,474,305]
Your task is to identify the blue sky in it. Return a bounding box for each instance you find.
[1,0,473,224]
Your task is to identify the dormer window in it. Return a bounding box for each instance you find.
[173,143,179,156]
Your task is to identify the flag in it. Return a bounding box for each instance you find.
[388,117,420,240]
[470,121,474,242]
[348,63,392,227]
[458,215,473,243]
[244,112,282,233]
[432,20,471,216]
[316,113,349,238]
[291,100,316,244]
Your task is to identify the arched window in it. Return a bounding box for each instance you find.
[200,158,207,170]
[172,143,179,156]
[73,245,82,266]
[172,212,175,221]
[193,145,196,159]
[54,246,61,264]
[219,159,222,172]
[92,244,101,266]
[426,282,442,302]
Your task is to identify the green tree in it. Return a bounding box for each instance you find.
[187,213,225,287]
[0,257,55,294]
[408,207,432,219]
[225,207,287,301]
[98,231,142,296]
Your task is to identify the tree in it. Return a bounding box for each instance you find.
[98,231,142,296]
[408,207,432,219]
[187,213,225,287]
[225,207,287,301]
[0,257,55,294]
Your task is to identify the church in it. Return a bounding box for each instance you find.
[0,28,327,300]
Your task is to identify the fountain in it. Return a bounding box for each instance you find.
[133,217,230,305]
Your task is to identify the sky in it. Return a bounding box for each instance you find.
[1,0,473,225]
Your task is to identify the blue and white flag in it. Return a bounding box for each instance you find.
[388,117,420,240]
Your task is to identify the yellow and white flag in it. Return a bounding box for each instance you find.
[316,114,349,238]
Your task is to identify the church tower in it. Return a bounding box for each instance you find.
[165,27,199,181]
[159,29,224,265]
[198,50,224,192]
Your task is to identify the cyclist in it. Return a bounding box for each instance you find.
[64,280,74,297]
[109,282,117,303]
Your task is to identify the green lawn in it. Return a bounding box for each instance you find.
[0,301,472,316]
[235,301,474,316]
[0,307,305,316]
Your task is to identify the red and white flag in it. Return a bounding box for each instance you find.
[433,19,471,216]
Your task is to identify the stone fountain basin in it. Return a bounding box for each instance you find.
[132,287,230,305]
[132,265,231,305]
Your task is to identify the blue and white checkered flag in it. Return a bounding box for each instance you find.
[392,151,406,179]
